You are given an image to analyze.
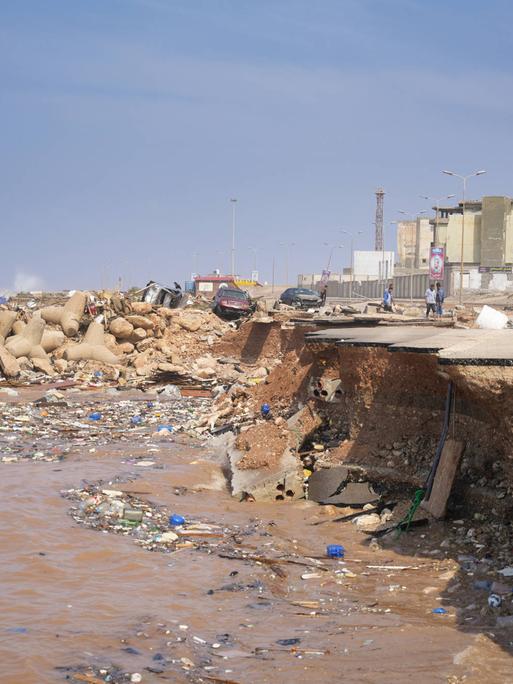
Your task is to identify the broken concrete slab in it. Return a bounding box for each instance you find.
[421,439,464,519]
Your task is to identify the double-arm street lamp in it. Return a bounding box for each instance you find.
[419,194,456,245]
[441,169,486,304]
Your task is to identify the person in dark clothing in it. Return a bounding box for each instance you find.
[320,284,327,306]
[435,282,445,318]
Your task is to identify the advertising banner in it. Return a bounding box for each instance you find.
[429,246,445,281]
[320,269,331,285]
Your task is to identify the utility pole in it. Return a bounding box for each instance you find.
[442,170,486,304]
[341,229,362,299]
[375,188,385,251]
[230,198,237,277]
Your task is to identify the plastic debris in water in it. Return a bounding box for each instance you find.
[488,593,502,608]
[326,544,345,558]
[169,514,185,526]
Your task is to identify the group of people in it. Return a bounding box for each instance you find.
[382,281,445,319]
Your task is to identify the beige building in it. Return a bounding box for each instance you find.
[433,196,513,266]
[396,217,432,269]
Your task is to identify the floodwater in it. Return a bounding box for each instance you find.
[0,391,512,683]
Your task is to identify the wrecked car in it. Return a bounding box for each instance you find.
[141,281,183,308]
[213,287,254,318]
[279,287,322,309]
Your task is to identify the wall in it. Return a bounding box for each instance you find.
[353,250,395,279]
[396,221,416,266]
[481,196,509,267]
[445,212,481,264]
[415,217,433,269]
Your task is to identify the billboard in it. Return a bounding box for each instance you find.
[429,246,445,281]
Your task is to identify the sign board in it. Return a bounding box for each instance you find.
[320,269,331,286]
[235,279,257,287]
[478,266,512,273]
[251,270,259,282]
[429,246,445,281]
[198,282,214,292]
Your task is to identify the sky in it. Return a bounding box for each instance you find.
[1,0,513,291]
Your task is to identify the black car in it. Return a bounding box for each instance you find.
[279,287,322,309]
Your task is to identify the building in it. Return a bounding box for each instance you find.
[396,217,432,270]
[432,196,513,290]
[353,250,395,280]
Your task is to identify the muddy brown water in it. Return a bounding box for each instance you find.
[0,391,512,683]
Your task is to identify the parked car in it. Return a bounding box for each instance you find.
[279,287,322,309]
[213,287,254,318]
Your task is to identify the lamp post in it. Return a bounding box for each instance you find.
[341,230,362,299]
[442,169,486,304]
[419,194,456,246]
[280,241,296,286]
[230,198,237,277]
[398,209,427,303]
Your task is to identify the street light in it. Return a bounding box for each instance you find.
[280,241,296,286]
[419,194,455,246]
[341,230,363,299]
[248,247,258,275]
[398,209,427,302]
[230,198,237,277]
[442,169,486,304]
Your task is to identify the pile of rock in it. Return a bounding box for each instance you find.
[0,293,233,384]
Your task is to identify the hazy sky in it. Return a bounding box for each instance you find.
[1,0,513,290]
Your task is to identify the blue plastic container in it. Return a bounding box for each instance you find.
[261,403,271,417]
[169,514,185,526]
[131,415,142,425]
[432,607,448,614]
[326,544,345,558]
[88,412,102,421]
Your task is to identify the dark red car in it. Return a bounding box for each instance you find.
[213,288,254,318]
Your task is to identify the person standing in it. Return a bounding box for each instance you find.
[425,283,436,319]
[320,283,327,306]
[383,283,394,312]
[435,281,445,318]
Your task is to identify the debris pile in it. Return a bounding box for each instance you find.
[0,291,235,385]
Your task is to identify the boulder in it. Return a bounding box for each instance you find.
[177,314,202,332]
[32,357,55,376]
[0,310,17,344]
[126,314,154,330]
[131,301,153,315]
[109,317,134,339]
[54,358,69,373]
[0,345,20,377]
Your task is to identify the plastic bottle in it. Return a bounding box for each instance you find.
[169,514,185,526]
[89,412,102,421]
[326,544,345,558]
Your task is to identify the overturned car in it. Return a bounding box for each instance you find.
[141,281,183,308]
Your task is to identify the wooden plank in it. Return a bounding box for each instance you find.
[421,439,464,519]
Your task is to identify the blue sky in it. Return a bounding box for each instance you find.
[1,0,513,290]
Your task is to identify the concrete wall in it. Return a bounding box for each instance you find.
[396,221,416,266]
[322,272,443,300]
[353,250,395,279]
[481,196,509,267]
[415,217,433,269]
[445,212,481,264]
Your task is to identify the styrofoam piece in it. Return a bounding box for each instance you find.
[476,305,508,330]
